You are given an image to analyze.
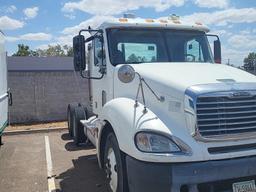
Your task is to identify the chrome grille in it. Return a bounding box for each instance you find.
[196,93,256,137]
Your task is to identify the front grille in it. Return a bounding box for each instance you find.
[196,93,256,137]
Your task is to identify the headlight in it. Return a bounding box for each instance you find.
[135,132,181,153]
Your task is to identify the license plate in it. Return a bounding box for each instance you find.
[233,180,256,192]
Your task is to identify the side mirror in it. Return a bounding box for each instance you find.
[214,40,221,64]
[73,35,86,71]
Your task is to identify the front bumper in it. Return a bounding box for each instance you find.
[126,155,256,192]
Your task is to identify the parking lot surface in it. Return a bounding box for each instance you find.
[0,130,107,192]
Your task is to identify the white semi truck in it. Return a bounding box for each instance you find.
[67,15,256,192]
[0,31,10,145]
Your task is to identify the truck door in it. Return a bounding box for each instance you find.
[90,36,108,115]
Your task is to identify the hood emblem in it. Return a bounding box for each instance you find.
[230,91,252,98]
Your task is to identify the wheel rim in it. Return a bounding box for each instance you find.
[106,147,118,192]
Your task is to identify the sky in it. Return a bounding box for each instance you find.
[0,0,255,66]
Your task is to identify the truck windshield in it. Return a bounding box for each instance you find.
[107,28,214,65]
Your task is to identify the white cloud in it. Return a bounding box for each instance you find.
[23,7,39,19]
[0,16,24,30]
[64,14,76,20]
[62,0,185,15]
[33,35,73,50]
[36,43,58,50]
[195,0,229,9]
[56,35,74,45]
[6,33,52,42]
[0,5,17,14]
[227,24,233,29]
[20,33,52,41]
[222,47,249,66]
[240,30,251,35]
[210,29,232,36]
[228,34,256,50]
[182,8,256,26]
[62,15,115,35]
[5,36,19,42]
[45,15,117,48]
[6,5,17,13]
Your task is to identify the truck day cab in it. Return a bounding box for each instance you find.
[67,15,256,192]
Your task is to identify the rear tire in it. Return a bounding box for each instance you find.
[79,103,93,118]
[104,132,126,192]
[72,106,87,146]
[67,104,77,137]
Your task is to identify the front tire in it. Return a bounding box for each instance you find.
[104,133,126,192]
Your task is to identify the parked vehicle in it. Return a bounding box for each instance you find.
[0,31,11,145]
[68,15,256,192]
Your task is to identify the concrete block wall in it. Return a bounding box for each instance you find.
[9,71,89,123]
[7,57,89,124]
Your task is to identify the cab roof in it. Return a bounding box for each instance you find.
[99,17,210,33]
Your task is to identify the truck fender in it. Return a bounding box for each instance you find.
[97,97,171,168]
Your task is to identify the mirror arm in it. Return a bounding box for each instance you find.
[85,36,94,43]
[207,34,220,40]
[79,29,103,35]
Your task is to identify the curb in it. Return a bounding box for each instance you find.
[3,127,68,136]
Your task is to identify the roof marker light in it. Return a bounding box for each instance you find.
[145,19,154,23]
[195,22,203,25]
[119,18,128,22]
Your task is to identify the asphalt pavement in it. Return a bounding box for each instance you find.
[0,130,107,192]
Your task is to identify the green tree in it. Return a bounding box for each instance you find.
[46,45,65,56]
[36,44,73,57]
[12,44,73,57]
[243,52,256,71]
[63,45,73,56]
[12,44,35,56]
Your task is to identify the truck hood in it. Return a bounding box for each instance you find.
[131,62,256,99]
